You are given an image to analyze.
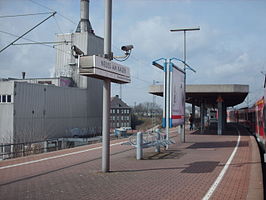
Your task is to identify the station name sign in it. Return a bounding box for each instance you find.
[79,55,131,84]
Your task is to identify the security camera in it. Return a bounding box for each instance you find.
[71,45,84,57]
[121,45,134,52]
[113,45,134,61]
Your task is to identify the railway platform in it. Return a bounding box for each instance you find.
[0,123,264,200]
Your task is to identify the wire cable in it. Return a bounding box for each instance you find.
[0,12,56,53]
[28,0,77,25]
[0,12,54,18]
[0,30,72,56]
[52,16,67,42]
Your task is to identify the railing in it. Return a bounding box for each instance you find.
[122,129,175,159]
[0,136,103,160]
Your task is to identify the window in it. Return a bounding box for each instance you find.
[117,122,119,127]
[0,95,1,102]
[7,95,11,102]
[121,116,123,120]
[117,109,119,114]
[121,109,123,114]
[2,95,6,103]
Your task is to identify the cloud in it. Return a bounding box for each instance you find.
[0,0,266,107]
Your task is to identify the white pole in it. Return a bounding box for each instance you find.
[136,132,143,160]
[163,62,167,129]
[102,0,112,173]
[166,60,170,143]
[102,79,110,172]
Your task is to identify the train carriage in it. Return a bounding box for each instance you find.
[227,97,266,158]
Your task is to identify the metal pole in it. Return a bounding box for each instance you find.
[102,79,110,171]
[166,60,170,142]
[182,31,186,143]
[200,101,205,134]
[136,132,143,160]
[120,84,122,99]
[163,62,167,129]
[155,129,161,153]
[104,0,112,59]
[102,0,112,173]
[152,80,155,131]
[170,27,200,142]
[192,101,195,130]
[218,101,223,135]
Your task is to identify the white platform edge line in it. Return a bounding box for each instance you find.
[202,129,241,200]
[0,141,125,170]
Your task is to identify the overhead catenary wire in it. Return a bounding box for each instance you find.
[0,30,72,56]
[28,0,77,25]
[0,11,56,53]
[52,16,68,42]
[0,12,55,18]
[12,41,70,46]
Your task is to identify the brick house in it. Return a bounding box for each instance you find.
[110,95,131,129]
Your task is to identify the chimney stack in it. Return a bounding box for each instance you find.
[22,72,26,79]
[79,0,94,33]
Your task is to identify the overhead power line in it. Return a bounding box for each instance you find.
[0,12,54,18]
[0,12,56,53]
[0,30,71,56]
[12,41,69,46]
[28,0,77,25]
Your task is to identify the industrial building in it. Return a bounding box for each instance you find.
[0,0,104,144]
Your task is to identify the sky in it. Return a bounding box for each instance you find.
[0,0,265,108]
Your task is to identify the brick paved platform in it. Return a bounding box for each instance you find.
[0,123,264,200]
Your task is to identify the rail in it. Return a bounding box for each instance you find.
[122,129,175,159]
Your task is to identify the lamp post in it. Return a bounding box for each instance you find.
[170,27,200,143]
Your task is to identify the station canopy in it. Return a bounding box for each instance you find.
[149,84,249,107]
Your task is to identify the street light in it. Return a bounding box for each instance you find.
[170,57,196,73]
[170,27,200,143]
[152,58,167,70]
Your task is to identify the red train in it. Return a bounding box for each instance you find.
[228,96,266,160]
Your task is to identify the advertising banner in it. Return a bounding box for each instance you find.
[171,65,185,126]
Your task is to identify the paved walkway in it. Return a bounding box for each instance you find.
[0,123,264,200]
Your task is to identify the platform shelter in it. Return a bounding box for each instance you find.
[149,84,249,134]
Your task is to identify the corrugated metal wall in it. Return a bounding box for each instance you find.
[13,82,101,143]
[54,32,104,141]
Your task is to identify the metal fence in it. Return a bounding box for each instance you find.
[0,136,103,160]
